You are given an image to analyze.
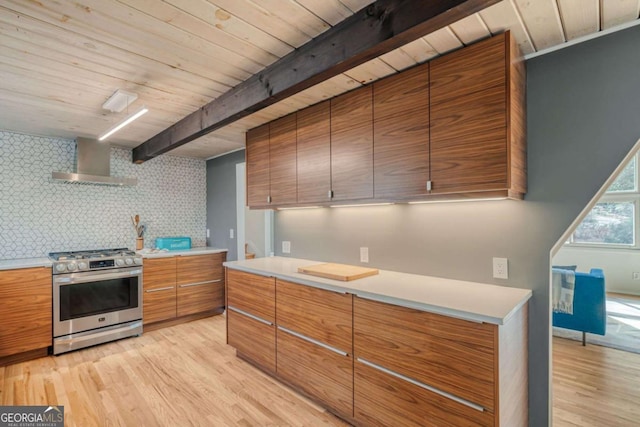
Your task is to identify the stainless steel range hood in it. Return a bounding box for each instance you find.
[52,138,137,186]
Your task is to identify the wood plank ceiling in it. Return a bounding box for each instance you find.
[1,0,639,159]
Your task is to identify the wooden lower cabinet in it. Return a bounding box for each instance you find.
[277,327,353,419]
[0,267,52,362]
[143,253,226,328]
[226,269,528,427]
[227,308,276,372]
[354,360,493,427]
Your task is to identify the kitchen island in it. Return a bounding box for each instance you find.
[224,256,531,427]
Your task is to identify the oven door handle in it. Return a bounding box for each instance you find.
[54,269,142,285]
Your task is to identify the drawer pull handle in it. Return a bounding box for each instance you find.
[228,306,273,326]
[356,358,485,412]
[277,326,348,357]
[179,279,222,288]
[145,286,175,293]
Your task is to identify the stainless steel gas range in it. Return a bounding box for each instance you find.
[50,248,143,355]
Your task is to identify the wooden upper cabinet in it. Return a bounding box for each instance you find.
[430,31,526,197]
[373,63,430,200]
[331,86,374,201]
[297,101,331,204]
[246,124,270,207]
[269,113,297,205]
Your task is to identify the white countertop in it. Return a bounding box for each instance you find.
[224,257,532,325]
[0,257,52,271]
[139,247,228,259]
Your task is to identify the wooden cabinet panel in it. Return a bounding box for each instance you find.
[228,309,276,372]
[354,360,493,427]
[430,85,508,193]
[297,101,331,204]
[227,269,275,323]
[331,86,373,201]
[269,113,297,205]
[430,33,505,106]
[143,287,176,325]
[177,281,224,316]
[354,297,496,411]
[276,279,352,352]
[277,328,353,418]
[374,63,430,199]
[429,32,520,196]
[176,253,224,286]
[0,267,51,357]
[246,123,270,207]
[143,257,176,290]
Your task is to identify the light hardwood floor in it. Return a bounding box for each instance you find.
[553,336,640,426]
[0,315,346,426]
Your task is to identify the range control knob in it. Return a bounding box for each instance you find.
[134,257,142,265]
[115,258,125,267]
[125,257,134,265]
[67,262,77,272]
[55,263,66,273]
[78,261,88,270]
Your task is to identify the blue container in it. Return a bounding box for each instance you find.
[155,236,192,250]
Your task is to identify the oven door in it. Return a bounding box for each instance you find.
[53,266,143,337]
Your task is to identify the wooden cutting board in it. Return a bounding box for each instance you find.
[297,263,379,281]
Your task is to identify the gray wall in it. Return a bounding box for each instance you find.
[206,150,245,261]
[275,25,640,426]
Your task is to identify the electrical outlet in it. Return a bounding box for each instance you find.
[493,257,508,279]
[282,241,291,254]
[206,228,210,238]
[633,272,640,280]
[360,247,369,263]
[229,228,234,239]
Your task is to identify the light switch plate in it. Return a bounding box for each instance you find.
[229,228,234,239]
[282,241,291,254]
[360,247,369,263]
[206,228,210,238]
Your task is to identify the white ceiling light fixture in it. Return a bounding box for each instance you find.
[98,106,149,141]
[98,89,149,141]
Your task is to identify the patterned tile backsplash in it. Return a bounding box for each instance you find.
[0,130,206,259]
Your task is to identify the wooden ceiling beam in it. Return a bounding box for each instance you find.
[132,0,500,163]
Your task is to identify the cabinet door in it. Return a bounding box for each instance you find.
[227,269,275,323]
[430,34,508,194]
[143,257,177,324]
[297,101,331,204]
[331,86,373,201]
[276,279,352,352]
[354,297,496,411]
[228,308,276,372]
[0,267,51,357]
[176,253,225,316]
[176,253,224,286]
[354,359,493,427]
[246,123,270,207]
[269,113,297,205]
[277,328,353,419]
[374,63,430,199]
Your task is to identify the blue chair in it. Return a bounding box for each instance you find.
[552,268,606,345]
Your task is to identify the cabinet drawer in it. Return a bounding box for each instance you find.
[277,327,353,418]
[0,267,52,357]
[354,297,496,411]
[228,308,276,372]
[276,280,352,352]
[143,286,176,325]
[176,253,224,286]
[177,280,224,317]
[354,360,493,427]
[227,270,275,323]
[143,257,176,290]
